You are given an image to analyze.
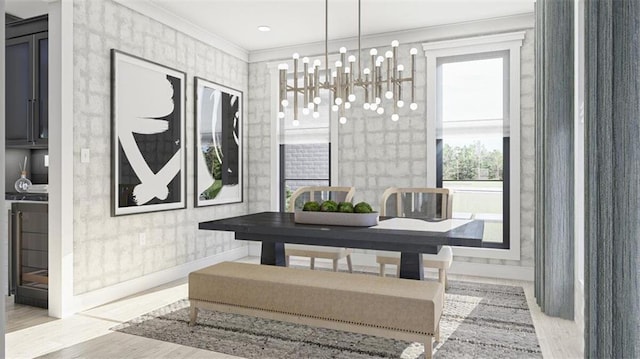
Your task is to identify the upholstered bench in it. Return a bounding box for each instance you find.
[188,261,444,359]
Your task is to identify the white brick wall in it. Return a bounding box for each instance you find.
[284,143,329,180]
[247,29,535,268]
[73,0,249,295]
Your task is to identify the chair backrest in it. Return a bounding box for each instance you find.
[287,186,356,212]
[380,187,453,219]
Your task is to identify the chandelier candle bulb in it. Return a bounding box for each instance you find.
[377,107,385,115]
[397,64,404,104]
[386,56,392,98]
[392,43,398,100]
[313,111,320,119]
[410,48,417,109]
[303,60,309,106]
[293,55,299,122]
[278,63,287,116]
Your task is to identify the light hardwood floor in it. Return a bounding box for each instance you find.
[6,257,583,358]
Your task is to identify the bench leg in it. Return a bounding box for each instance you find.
[189,305,198,326]
[346,254,353,273]
[438,268,446,288]
[285,255,290,267]
[332,259,339,272]
[425,335,433,359]
[379,263,385,277]
[310,257,315,270]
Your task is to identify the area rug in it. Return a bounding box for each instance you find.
[112,281,541,358]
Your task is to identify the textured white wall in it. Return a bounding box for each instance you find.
[247,29,535,268]
[72,0,249,295]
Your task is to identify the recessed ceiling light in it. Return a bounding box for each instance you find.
[257,25,271,32]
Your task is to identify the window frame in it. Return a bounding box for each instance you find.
[423,31,525,260]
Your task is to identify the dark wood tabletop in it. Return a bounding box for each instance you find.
[199,211,484,253]
[199,211,484,280]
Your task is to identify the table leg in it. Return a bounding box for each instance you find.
[260,242,286,266]
[399,252,424,280]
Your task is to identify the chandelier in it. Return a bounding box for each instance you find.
[278,0,418,125]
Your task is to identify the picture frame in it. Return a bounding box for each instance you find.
[194,77,243,207]
[111,49,186,216]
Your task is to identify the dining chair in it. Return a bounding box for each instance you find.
[376,187,454,288]
[286,186,355,272]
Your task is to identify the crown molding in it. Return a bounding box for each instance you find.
[249,13,534,64]
[111,0,249,63]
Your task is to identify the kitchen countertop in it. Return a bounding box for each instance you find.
[6,192,48,201]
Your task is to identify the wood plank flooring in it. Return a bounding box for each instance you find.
[6,257,583,358]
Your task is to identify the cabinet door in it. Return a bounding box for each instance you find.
[34,33,48,146]
[5,36,33,145]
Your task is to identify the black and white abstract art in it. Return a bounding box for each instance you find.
[195,77,242,207]
[111,50,186,216]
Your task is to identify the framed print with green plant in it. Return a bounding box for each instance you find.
[194,77,243,207]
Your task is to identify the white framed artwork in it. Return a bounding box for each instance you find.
[194,77,243,207]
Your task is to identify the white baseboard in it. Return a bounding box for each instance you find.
[449,260,534,281]
[71,246,249,314]
[294,252,534,282]
[247,241,262,257]
[351,253,533,281]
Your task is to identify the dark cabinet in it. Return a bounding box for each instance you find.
[5,16,48,148]
[9,202,48,308]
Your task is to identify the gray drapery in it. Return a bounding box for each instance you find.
[534,0,575,320]
[585,0,640,357]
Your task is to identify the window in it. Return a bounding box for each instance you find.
[437,51,509,248]
[424,32,524,260]
[278,73,332,211]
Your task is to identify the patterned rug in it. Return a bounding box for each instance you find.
[112,281,541,358]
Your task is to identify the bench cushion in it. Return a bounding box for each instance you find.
[189,262,443,336]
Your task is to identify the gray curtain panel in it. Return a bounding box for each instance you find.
[534,0,575,320]
[585,0,640,357]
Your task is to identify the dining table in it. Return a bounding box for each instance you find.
[199,211,484,280]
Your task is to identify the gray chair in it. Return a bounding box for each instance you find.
[376,187,454,287]
[286,186,355,272]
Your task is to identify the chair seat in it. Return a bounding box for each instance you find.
[286,244,352,260]
[375,246,453,269]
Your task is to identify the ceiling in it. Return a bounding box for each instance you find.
[5,0,534,52]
